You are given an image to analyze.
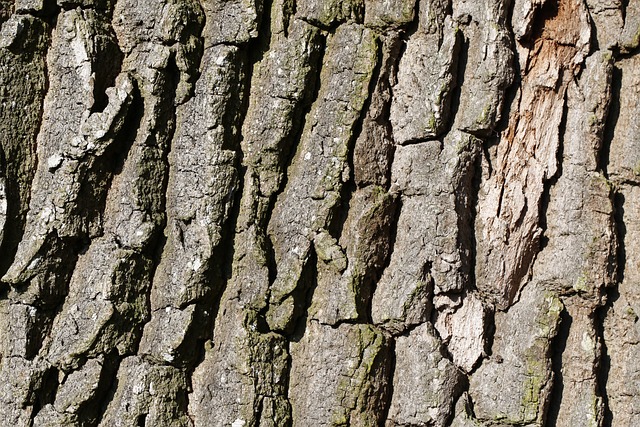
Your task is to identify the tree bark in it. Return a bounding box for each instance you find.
[0,0,638,425]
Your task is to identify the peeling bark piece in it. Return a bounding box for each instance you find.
[390,16,460,144]
[387,323,464,426]
[372,132,478,332]
[609,56,640,184]
[289,321,391,426]
[531,52,616,297]
[266,23,378,332]
[435,292,486,372]
[364,0,415,28]
[475,0,591,308]
[469,283,563,425]
[604,186,640,426]
[190,305,291,427]
[511,0,548,41]
[99,357,191,427]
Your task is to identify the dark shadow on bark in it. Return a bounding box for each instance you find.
[31,365,60,421]
[445,32,467,137]
[599,65,621,178]
[538,91,568,252]
[483,306,496,359]
[593,189,627,426]
[93,353,122,427]
[76,352,121,427]
[377,335,395,427]
[547,306,572,426]
[90,29,123,114]
[327,35,382,242]
[263,33,326,287]
[613,191,627,285]
[288,247,319,342]
[366,195,401,324]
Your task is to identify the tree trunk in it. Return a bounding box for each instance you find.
[0,0,638,425]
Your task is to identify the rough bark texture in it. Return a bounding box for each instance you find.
[0,0,638,426]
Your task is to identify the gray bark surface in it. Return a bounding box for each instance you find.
[0,0,638,425]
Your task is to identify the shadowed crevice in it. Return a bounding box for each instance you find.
[599,65,621,178]
[546,306,572,425]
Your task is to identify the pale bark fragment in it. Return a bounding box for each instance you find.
[434,292,486,372]
[475,0,592,308]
